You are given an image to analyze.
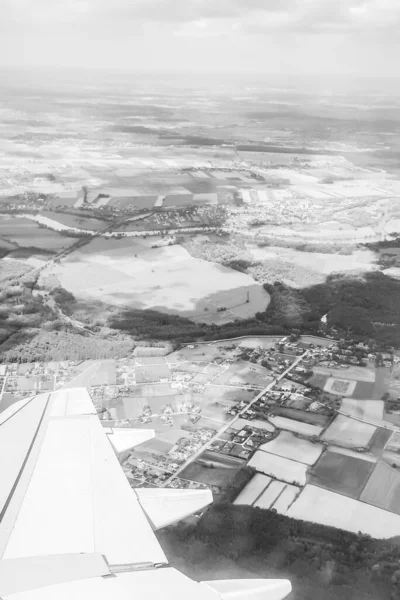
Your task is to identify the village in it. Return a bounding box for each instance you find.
[2,330,400,531]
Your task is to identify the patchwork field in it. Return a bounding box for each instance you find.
[54,237,270,323]
[248,450,308,486]
[310,450,375,498]
[234,473,271,506]
[271,483,301,514]
[360,461,400,515]
[321,415,376,447]
[259,431,323,465]
[286,485,400,538]
[254,480,286,509]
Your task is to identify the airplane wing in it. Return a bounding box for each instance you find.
[0,387,291,600]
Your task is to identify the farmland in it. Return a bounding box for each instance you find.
[254,480,286,509]
[234,473,271,505]
[340,398,384,421]
[286,484,400,538]
[360,461,400,515]
[54,236,270,324]
[40,211,108,231]
[310,450,375,498]
[321,415,376,447]
[0,216,76,252]
[267,415,324,437]
[247,450,308,486]
[259,431,323,465]
[180,453,242,488]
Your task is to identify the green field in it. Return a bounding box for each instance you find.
[310,450,375,499]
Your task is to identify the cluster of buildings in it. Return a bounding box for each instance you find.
[122,426,217,487]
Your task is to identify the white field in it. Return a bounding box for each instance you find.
[248,246,378,275]
[234,474,271,506]
[248,451,308,486]
[321,415,376,447]
[55,237,269,322]
[254,480,286,509]
[268,415,324,437]
[340,399,384,421]
[260,431,324,465]
[272,484,301,514]
[286,485,400,538]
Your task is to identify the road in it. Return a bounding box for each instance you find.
[161,350,308,487]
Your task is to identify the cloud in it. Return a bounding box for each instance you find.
[2,0,400,35]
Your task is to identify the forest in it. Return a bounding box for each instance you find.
[157,468,400,600]
[158,503,400,600]
[261,272,400,348]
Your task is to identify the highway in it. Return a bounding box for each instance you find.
[161,350,308,487]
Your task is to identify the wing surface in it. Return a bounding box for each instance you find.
[0,386,291,599]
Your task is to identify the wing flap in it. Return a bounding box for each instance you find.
[135,488,213,529]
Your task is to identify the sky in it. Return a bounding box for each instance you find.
[1,0,400,78]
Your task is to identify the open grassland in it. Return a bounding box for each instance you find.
[55,237,269,324]
[259,431,324,465]
[248,450,308,486]
[340,398,384,421]
[310,450,375,498]
[286,484,400,538]
[321,415,376,447]
[360,461,400,515]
